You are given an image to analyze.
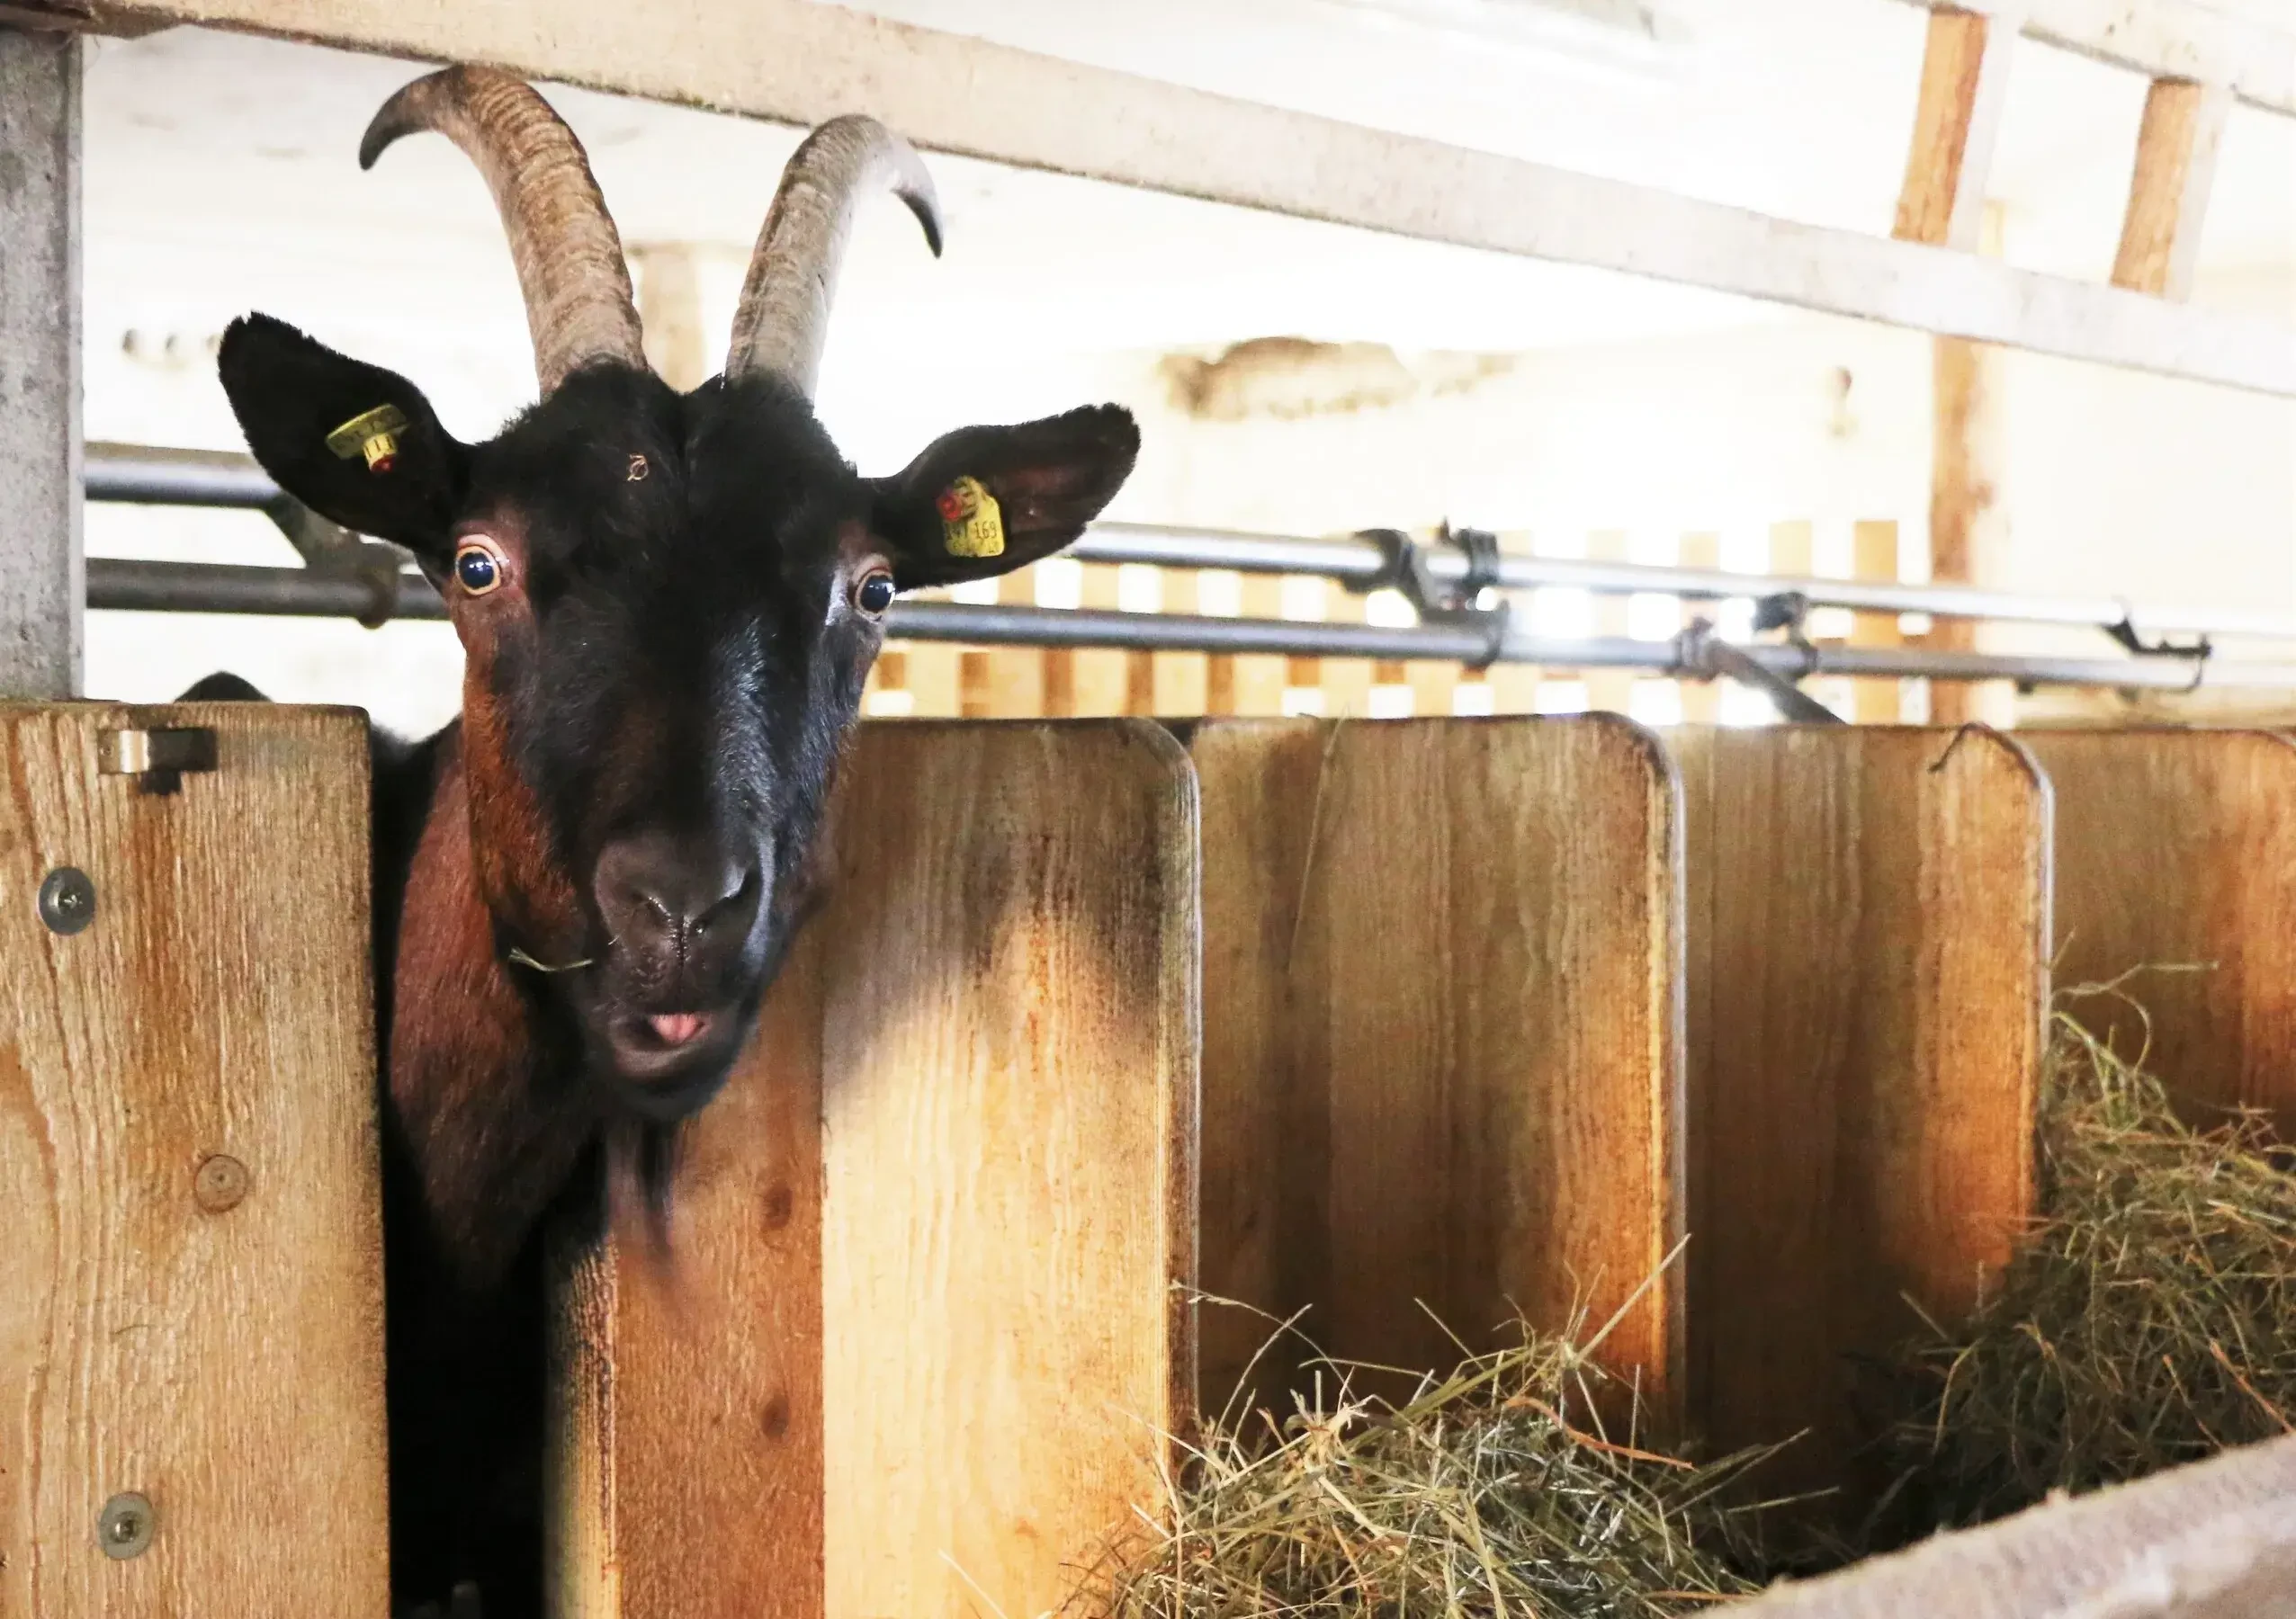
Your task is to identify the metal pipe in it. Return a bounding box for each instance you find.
[85,559,2296,693]
[89,442,2296,647]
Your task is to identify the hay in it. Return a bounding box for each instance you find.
[1892,986,2296,1531]
[1078,1296,1771,1616]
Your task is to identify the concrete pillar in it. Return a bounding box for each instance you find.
[0,27,79,698]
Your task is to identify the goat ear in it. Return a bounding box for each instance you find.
[868,404,1139,591]
[218,313,470,563]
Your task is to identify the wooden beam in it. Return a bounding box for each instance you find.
[2113,76,2232,300]
[1739,1431,2296,1617]
[1895,4,2020,249]
[1927,201,2014,729]
[630,244,710,391]
[0,29,79,698]
[90,0,2296,398]
[1897,0,2296,121]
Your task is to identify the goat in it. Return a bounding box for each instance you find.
[200,65,1138,1618]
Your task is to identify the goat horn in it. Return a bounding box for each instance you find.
[361,66,645,398]
[727,114,943,397]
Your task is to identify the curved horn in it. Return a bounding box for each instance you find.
[727,114,943,397]
[361,66,645,397]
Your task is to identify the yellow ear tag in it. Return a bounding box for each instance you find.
[325,403,412,474]
[937,476,1005,559]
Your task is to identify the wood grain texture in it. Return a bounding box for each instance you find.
[1679,726,2049,1510]
[2020,729,2296,1131]
[2113,76,2232,300]
[1190,715,1683,1427]
[552,720,1197,1619]
[0,702,386,1614]
[1894,4,2018,250]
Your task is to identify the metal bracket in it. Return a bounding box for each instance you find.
[2104,616,2212,689]
[1677,618,1844,725]
[265,496,409,630]
[1355,523,1512,669]
[100,726,218,796]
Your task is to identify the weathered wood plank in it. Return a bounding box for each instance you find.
[1740,1430,2296,1617]
[0,30,80,698]
[0,702,387,1614]
[1190,715,1682,1427]
[552,720,1197,1619]
[2020,728,2296,1132]
[1895,4,2021,249]
[2112,76,2231,300]
[1679,725,2049,1514]
[78,0,2296,397]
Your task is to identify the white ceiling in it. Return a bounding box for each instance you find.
[78,0,2296,428]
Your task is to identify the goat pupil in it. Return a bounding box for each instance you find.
[858,573,895,613]
[456,550,498,593]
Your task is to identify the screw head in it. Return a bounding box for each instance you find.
[97,1492,154,1560]
[193,1154,249,1214]
[38,867,95,936]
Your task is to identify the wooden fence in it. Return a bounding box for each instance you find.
[12,702,2294,1615]
[870,518,1944,727]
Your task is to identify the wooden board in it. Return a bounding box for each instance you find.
[1188,715,1682,1427]
[2020,729,2296,1131]
[1677,725,2049,1511]
[78,0,2296,397]
[0,702,387,1614]
[551,720,1197,1619]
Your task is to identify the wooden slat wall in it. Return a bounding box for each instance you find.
[552,720,1197,1619]
[0,702,387,1615]
[2021,729,2296,1132]
[1190,714,1683,1427]
[1678,725,2049,1516]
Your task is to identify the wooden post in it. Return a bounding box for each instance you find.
[1677,532,1723,723]
[1679,725,2049,1522]
[0,702,388,1611]
[1190,715,1683,1428]
[1850,519,1903,723]
[2020,729,2296,1133]
[1586,531,1637,717]
[2113,77,2232,301]
[1927,203,2014,726]
[1894,4,2020,251]
[631,243,710,392]
[0,29,80,699]
[551,721,1197,1619]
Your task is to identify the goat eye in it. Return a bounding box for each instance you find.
[854,568,896,619]
[454,543,504,596]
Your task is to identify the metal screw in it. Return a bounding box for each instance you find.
[97,1492,154,1560]
[38,867,95,935]
[193,1154,249,1214]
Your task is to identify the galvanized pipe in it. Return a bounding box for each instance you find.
[84,559,2296,693]
[87,442,2296,647]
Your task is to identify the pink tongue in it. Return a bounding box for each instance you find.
[649,1013,706,1045]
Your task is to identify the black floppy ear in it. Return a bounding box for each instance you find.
[217,313,470,564]
[868,404,1139,592]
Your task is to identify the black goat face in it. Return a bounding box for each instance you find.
[220,314,1138,1118]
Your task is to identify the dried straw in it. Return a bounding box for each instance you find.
[1076,1288,1773,1616]
[1889,984,2296,1532]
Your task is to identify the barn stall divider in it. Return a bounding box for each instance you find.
[1181,713,1684,1430]
[2020,728,2296,1133]
[546,720,1197,1619]
[1677,725,2052,1524]
[0,702,390,1614]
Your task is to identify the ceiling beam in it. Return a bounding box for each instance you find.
[87,0,2296,398]
[1895,0,2296,119]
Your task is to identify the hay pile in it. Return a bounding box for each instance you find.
[1891,991,2296,1530]
[1079,1304,1770,1616]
